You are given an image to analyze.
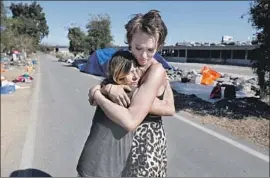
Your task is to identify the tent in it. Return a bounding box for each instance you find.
[81,48,172,77]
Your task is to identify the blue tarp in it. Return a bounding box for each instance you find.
[153,52,172,69]
[81,48,172,77]
[1,85,15,94]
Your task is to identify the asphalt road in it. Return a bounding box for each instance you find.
[14,54,269,177]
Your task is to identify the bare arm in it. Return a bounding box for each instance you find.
[90,82,174,116]
[90,73,174,116]
[149,78,175,116]
[101,84,131,107]
[91,82,175,116]
[94,64,165,131]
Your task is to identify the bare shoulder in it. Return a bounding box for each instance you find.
[140,63,165,84]
[148,63,165,76]
[150,63,164,70]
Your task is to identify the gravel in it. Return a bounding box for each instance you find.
[167,68,260,97]
[173,90,270,148]
[167,65,269,148]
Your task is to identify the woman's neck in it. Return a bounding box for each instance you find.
[138,58,155,77]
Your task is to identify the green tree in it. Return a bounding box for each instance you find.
[1,1,8,52]
[38,44,54,53]
[1,18,18,52]
[1,17,35,52]
[14,34,35,53]
[248,0,270,101]
[1,1,7,26]
[68,27,87,55]
[85,13,113,51]
[9,2,49,44]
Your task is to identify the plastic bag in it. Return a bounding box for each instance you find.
[200,66,221,85]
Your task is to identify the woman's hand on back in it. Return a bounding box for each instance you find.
[88,85,101,106]
[101,84,132,107]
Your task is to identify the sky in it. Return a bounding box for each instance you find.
[4,1,256,46]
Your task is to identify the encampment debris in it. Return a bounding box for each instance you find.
[12,74,34,83]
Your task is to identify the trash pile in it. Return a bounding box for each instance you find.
[167,66,260,100]
[1,54,36,95]
[12,74,34,83]
[173,90,270,120]
[1,73,34,94]
[1,76,17,94]
[168,65,270,119]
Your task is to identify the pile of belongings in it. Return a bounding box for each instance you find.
[1,76,17,94]
[209,82,237,100]
[12,74,33,83]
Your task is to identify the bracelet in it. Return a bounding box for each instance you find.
[90,89,100,105]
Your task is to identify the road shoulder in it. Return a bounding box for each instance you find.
[1,57,40,177]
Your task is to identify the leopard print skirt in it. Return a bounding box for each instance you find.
[121,119,167,177]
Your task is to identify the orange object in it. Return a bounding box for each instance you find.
[1,64,6,72]
[200,66,221,85]
[25,66,33,73]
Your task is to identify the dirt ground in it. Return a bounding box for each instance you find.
[1,59,38,176]
[173,91,270,149]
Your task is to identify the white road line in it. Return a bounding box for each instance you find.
[17,86,31,90]
[19,65,41,173]
[173,114,269,163]
[89,74,269,163]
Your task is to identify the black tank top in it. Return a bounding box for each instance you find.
[137,65,166,123]
[143,89,165,123]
